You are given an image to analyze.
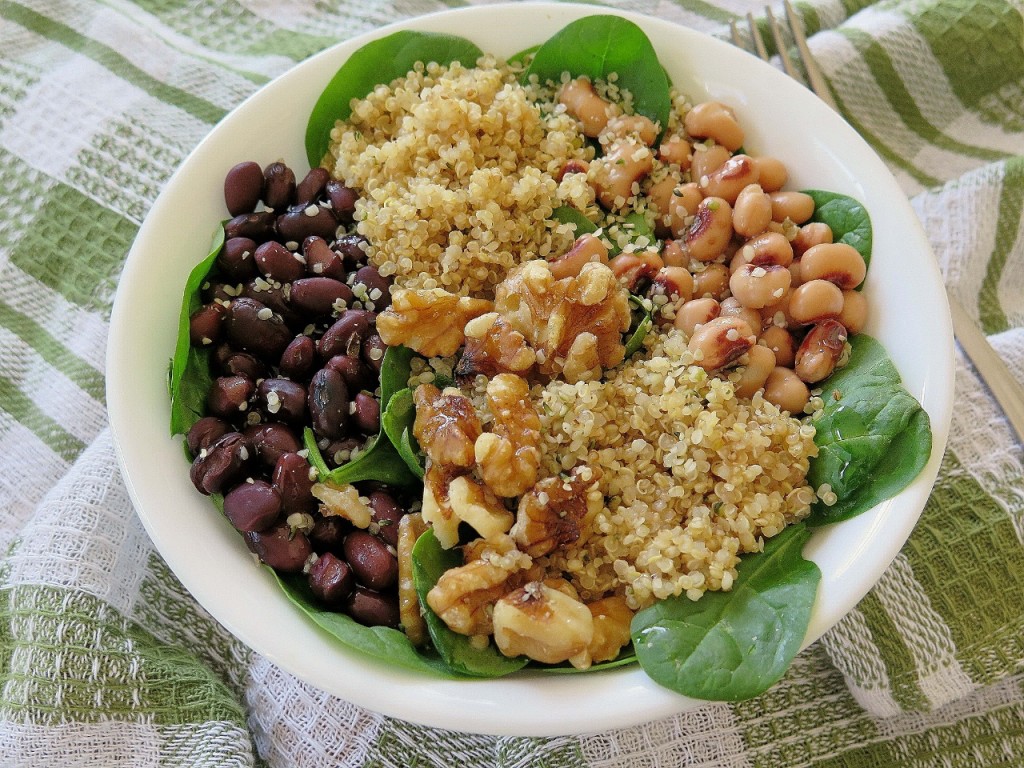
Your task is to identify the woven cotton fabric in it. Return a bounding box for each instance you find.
[0,0,1022,765]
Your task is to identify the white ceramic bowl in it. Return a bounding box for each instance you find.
[107,2,954,736]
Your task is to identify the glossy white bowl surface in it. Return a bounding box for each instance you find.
[107,2,954,736]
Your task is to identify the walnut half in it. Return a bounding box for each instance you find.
[475,374,541,498]
[377,287,493,357]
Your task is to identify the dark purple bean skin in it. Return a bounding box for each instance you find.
[303,236,347,280]
[290,277,353,317]
[224,211,276,241]
[245,523,312,573]
[360,332,387,373]
[325,180,358,223]
[332,234,369,268]
[244,423,301,466]
[322,437,363,468]
[307,368,349,440]
[220,351,266,381]
[243,281,302,330]
[226,297,293,360]
[206,375,254,418]
[345,586,400,628]
[190,432,252,495]
[310,515,349,553]
[296,167,330,206]
[217,237,259,281]
[367,490,403,547]
[277,205,339,244]
[186,416,231,456]
[272,451,316,514]
[224,162,265,217]
[223,479,282,532]
[189,304,226,347]
[352,392,380,435]
[353,266,391,311]
[262,162,296,211]
[317,310,374,359]
[343,531,398,591]
[255,378,307,424]
[307,552,355,606]
[325,354,376,392]
[254,240,305,283]
[279,335,316,380]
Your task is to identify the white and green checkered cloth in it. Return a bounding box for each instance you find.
[1,0,1022,765]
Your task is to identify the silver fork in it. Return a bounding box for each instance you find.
[731,0,1024,443]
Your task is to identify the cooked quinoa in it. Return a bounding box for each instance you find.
[326,58,596,297]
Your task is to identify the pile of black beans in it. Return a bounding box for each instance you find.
[183,159,412,629]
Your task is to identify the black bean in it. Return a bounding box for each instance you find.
[332,234,370,269]
[220,351,266,381]
[322,437,363,468]
[308,552,355,606]
[254,240,305,283]
[290,277,353,317]
[325,180,358,223]
[279,335,316,380]
[345,586,400,628]
[352,392,380,435]
[367,490,403,547]
[310,515,350,553]
[296,167,330,206]
[207,375,254,419]
[343,530,397,591]
[317,310,374,359]
[245,522,312,573]
[224,161,264,217]
[189,303,226,347]
[201,283,239,306]
[303,236,347,280]
[190,432,252,495]
[244,423,301,466]
[262,162,296,211]
[243,281,302,330]
[272,451,316,514]
[226,297,293,360]
[307,368,349,439]
[325,354,376,392]
[224,211,276,241]
[360,332,387,373]
[276,205,339,245]
[352,265,391,311]
[217,237,259,281]
[223,479,282,532]
[186,416,231,456]
[255,378,307,423]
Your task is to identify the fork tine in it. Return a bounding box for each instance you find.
[746,13,770,62]
[783,0,840,112]
[765,7,802,82]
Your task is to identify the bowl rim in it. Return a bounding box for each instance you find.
[106,1,954,736]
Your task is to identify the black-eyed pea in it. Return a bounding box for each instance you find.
[662,239,687,268]
[688,316,755,370]
[759,325,796,368]
[800,242,867,290]
[735,231,794,269]
[606,114,658,146]
[699,155,759,205]
[692,263,731,300]
[652,266,694,305]
[548,233,609,280]
[763,366,810,414]
[839,289,869,334]
[794,319,848,383]
[732,184,773,238]
[789,279,845,325]
[769,191,816,225]
[674,297,720,336]
[683,197,733,262]
[683,101,744,152]
[689,144,732,182]
[750,156,788,192]
[720,297,762,336]
[658,136,692,169]
[792,222,834,257]
[729,263,793,310]
[668,183,703,239]
[733,344,777,399]
[559,77,619,138]
[789,260,804,289]
[648,176,681,237]
[608,251,664,292]
[759,287,794,328]
[594,138,655,210]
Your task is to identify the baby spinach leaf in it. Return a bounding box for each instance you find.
[803,189,873,276]
[412,528,528,677]
[806,334,932,526]
[382,388,425,478]
[624,295,654,358]
[607,211,657,256]
[523,15,671,136]
[169,225,224,436]
[535,647,638,673]
[380,344,415,406]
[306,31,484,167]
[303,427,416,487]
[552,205,598,235]
[631,523,820,701]
[273,570,451,675]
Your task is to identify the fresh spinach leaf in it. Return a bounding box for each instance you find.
[631,523,820,701]
[273,570,451,675]
[380,344,415,406]
[624,294,654,358]
[803,189,873,278]
[552,205,598,235]
[169,225,224,437]
[608,211,657,256]
[523,16,671,136]
[382,388,425,478]
[535,648,638,673]
[411,528,528,677]
[303,427,417,487]
[306,31,484,167]
[806,334,932,525]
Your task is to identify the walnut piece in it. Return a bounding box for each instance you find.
[377,288,493,357]
[584,596,634,665]
[413,383,482,469]
[397,513,430,646]
[492,581,594,667]
[426,534,532,636]
[448,475,514,540]
[311,482,372,528]
[475,374,541,498]
[455,313,537,381]
[511,465,603,558]
[421,464,460,549]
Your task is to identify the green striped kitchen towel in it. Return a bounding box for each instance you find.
[0,0,1021,765]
